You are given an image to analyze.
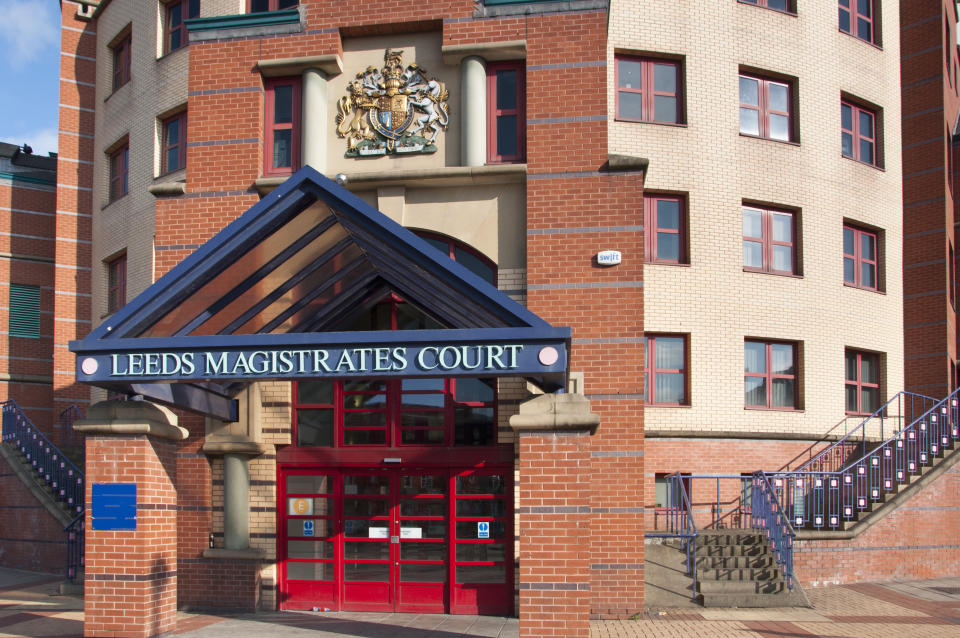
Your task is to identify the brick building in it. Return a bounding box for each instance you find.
[0,0,958,636]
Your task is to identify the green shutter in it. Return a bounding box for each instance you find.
[9,284,41,339]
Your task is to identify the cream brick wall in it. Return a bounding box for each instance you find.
[608,1,904,436]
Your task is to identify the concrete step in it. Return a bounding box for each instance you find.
[699,567,782,582]
[696,543,771,558]
[696,555,775,569]
[698,531,765,546]
[698,578,787,596]
[701,588,808,608]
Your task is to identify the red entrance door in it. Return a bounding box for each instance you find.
[279,467,511,615]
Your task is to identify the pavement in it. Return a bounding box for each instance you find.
[0,568,959,637]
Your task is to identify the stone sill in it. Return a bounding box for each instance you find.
[255,164,526,195]
[257,54,343,78]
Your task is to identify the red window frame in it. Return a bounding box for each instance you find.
[644,194,687,265]
[744,340,798,410]
[839,0,877,44]
[109,144,129,202]
[161,111,187,175]
[107,253,127,314]
[165,0,199,55]
[264,77,301,176]
[486,61,525,164]
[739,74,793,142]
[742,205,796,275]
[739,0,793,13]
[249,0,298,12]
[615,55,682,124]
[644,334,688,406]
[841,100,877,165]
[845,350,880,415]
[112,34,131,92]
[843,224,879,290]
[951,242,956,310]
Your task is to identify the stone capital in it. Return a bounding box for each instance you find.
[74,399,188,441]
[509,394,600,434]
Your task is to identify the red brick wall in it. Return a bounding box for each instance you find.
[0,452,66,574]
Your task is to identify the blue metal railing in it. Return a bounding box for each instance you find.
[768,388,960,532]
[647,473,699,600]
[793,391,936,474]
[1,399,85,582]
[58,404,85,449]
[65,513,84,584]
[752,471,796,590]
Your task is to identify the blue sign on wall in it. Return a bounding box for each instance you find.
[91,483,137,531]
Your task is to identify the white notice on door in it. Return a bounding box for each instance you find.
[400,527,422,539]
[368,527,389,539]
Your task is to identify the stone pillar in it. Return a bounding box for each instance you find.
[510,394,599,638]
[75,400,188,638]
[223,453,249,550]
[301,67,328,172]
[461,55,486,167]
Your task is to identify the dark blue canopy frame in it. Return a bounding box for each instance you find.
[70,167,570,420]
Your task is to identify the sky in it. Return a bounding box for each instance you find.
[0,0,62,157]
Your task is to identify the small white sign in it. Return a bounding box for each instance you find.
[597,250,622,266]
[303,520,315,537]
[368,527,389,539]
[400,527,422,539]
[477,521,490,539]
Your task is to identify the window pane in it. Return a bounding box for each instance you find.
[743,209,763,238]
[654,95,677,123]
[401,392,444,409]
[771,378,795,408]
[654,337,684,369]
[739,76,759,106]
[456,543,505,562]
[842,132,854,157]
[273,130,291,168]
[844,257,856,283]
[839,8,851,32]
[251,0,270,12]
[657,233,680,261]
[169,30,182,51]
[653,64,676,93]
[772,245,792,272]
[861,262,876,287]
[278,0,298,7]
[860,139,874,164]
[345,564,389,582]
[841,103,853,130]
[297,409,333,447]
[402,377,445,392]
[857,18,871,41]
[496,115,517,156]
[769,0,787,9]
[170,4,182,27]
[618,58,643,89]
[287,540,333,559]
[772,213,792,242]
[856,0,871,15]
[740,108,760,136]
[167,119,180,145]
[456,565,505,585]
[769,82,789,112]
[456,474,505,495]
[344,541,389,560]
[455,378,495,403]
[745,376,767,406]
[845,352,858,381]
[860,354,879,384]
[344,412,386,427]
[287,562,332,581]
[343,429,387,445]
[454,407,494,445]
[344,498,389,517]
[843,227,855,254]
[456,499,506,517]
[845,384,859,412]
[274,85,293,124]
[496,70,517,110]
[657,200,681,229]
[858,110,873,137]
[454,247,496,284]
[619,92,644,119]
[744,240,763,268]
[298,380,333,404]
[400,411,444,429]
[860,233,876,260]
[771,344,794,374]
[344,475,390,495]
[862,387,879,413]
[287,475,332,494]
[400,564,446,583]
[401,543,446,561]
[769,113,790,141]
[166,148,179,172]
[745,342,766,373]
[655,372,685,404]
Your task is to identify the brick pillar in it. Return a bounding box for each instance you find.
[510,394,599,638]
[75,400,187,638]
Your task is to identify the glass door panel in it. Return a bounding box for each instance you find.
[280,473,335,609]
[341,471,392,611]
[396,472,447,613]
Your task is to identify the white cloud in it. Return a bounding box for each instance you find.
[0,127,59,156]
[0,0,59,70]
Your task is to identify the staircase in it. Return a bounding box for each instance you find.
[696,530,808,607]
[1,400,85,584]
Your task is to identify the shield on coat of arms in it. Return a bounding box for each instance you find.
[371,94,414,140]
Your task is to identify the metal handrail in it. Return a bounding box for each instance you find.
[64,513,84,584]
[647,473,699,600]
[58,404,85,449]
[752,471,796,590]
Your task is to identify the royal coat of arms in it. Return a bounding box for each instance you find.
[335,49,450,157]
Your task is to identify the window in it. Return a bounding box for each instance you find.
[109,144,129,202]
[845,350,880,415]
[616,55,682,124]
[742,205,796,275]
[249,0,298,12]
[839,0,877,44]
[739,74,793,142]
[9,284,40,339]
[112,33,131,92]
[486,62,525,164]
[644,335,687,406]
[739,0,793,12]
[644,194,687,264]
[107,254,127,314]
[165,0,199,54]
[161,111,187,175]
[264,78,301,176]
[841,100,878,165]
[745,340,798,409]
[843,224,878,290]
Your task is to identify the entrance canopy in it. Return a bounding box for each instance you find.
[70,167,569,421]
